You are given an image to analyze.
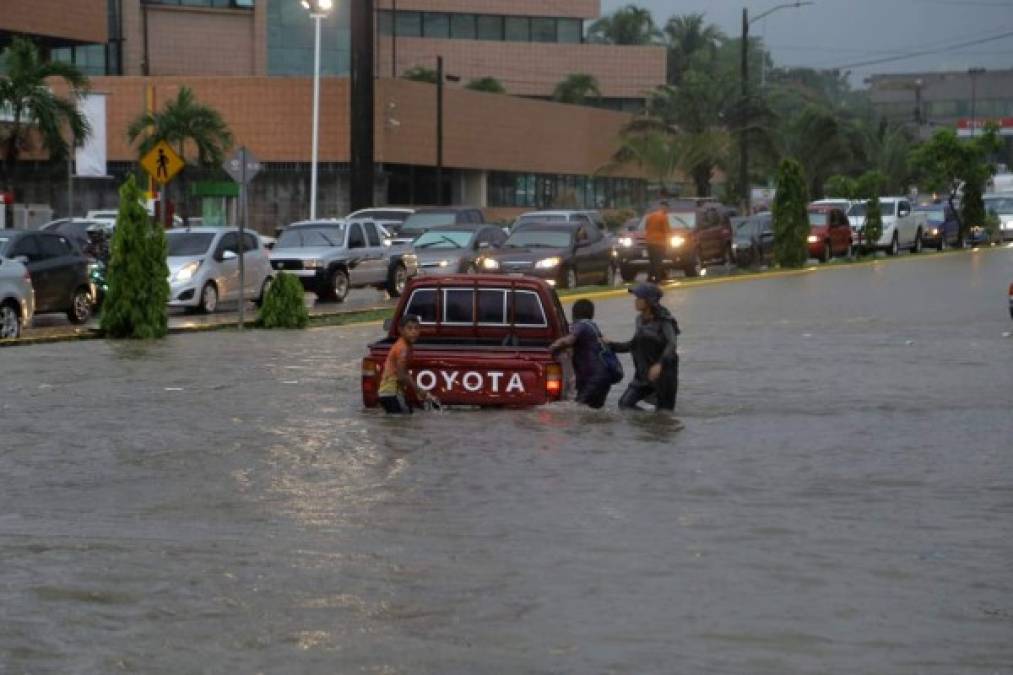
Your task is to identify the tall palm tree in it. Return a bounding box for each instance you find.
[779,105,853,198]
[552,73,602,106]
[663,13,725,85]
[127,87,233,225]
[605,129,680,192]
[587,5,661,45]
[0,37,90,192]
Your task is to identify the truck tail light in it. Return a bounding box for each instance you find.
[361,358,379,405]
[1009,282,1013,299]
[545,363,563,399]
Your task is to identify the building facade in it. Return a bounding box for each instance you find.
[3,0,665,229]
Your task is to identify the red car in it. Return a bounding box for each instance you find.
[616,201,735,280]
[362,275,567,408]
[807,205,853,262]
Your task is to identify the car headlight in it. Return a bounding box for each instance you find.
[618,236,634,248]
[534,256,562,269]
[437,259,450,268]
[303,259,323,269]
[172,260,201,283]
[481,258,500,270]
[929,228,939,236]
[807,235,819,243]
[670,235,685,248]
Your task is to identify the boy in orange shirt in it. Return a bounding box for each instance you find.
[377,314,438,414]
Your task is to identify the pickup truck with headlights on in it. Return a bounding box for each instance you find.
[615,203,735,281]
[361,275,568,408]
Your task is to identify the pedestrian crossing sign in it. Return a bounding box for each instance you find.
[140,140,184,185]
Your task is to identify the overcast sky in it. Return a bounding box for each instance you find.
[601,0,1013,87]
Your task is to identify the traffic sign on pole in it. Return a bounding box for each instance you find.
[140,140,184,185]
[223,146,262,330]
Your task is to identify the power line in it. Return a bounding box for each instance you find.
[821,27,1013,70]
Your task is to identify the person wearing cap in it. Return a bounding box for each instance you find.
[549,298,614,409]
[607,282,680,412]
[377,314,438,414]
[644,199,671,283]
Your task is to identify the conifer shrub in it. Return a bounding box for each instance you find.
[772,159,810,268]
[257,272,308,329]
[100,176,170,339]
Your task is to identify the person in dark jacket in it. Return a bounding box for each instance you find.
[608,282,680,412]
[550,299,613,408]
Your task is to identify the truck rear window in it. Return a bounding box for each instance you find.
[405,289,438,323]
[402,287,547,327]
[444,289,474,323]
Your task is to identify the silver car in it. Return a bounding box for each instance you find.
[0,255,35,339]
[166,227,273,313]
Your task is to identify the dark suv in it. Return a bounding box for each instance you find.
[391,207,485,245]
[0,230,93,323]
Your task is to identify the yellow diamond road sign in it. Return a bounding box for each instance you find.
[140,140,184,185]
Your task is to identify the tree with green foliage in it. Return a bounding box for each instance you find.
[852,171,885,253]
[587,5,661,45]
[0,36,90,192]
[908,126,1001,243]
[257,272,309,329]
[126,87,233,226]
[605,128,680,192]
[552,73,602,105]
[824,175,858,199]
[100,176,170,339]
[401,65,438,84]
[662,13,725,85]
[464,77,506,94]
[771,159,810,268]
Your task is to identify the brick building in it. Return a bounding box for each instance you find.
[3,0,667,229]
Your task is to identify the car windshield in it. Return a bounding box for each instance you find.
[167,232,216,256]
[277,226,344,248]
[400,212,458,233]
[985,197,1013,213]
[516,214,567,227]
[412,230,474,249]
[505,229,573,248]
[809,213,829,226]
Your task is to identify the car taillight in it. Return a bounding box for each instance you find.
[545,363,563,399]
[362,358,379,379]
[361,358,379,406]
[1009,282,1013,298]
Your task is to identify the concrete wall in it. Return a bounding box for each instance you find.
[2,0,107,46]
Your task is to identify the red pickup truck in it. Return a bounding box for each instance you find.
[361,275,568,408]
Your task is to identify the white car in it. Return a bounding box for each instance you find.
[847,197,929,255]
[0,256,35,339]
[346,207,414,234]
[984,193,1013,241]
[166,227,273,313]
[87,208,183,228]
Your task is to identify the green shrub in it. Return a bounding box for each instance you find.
[772,159,810,268]
[960,184,986,244]
[863,197,884,249]
[984,212,1001,244]
[257,272,308,329]
[100,176,170,339]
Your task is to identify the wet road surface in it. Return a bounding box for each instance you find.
[2,248,1012,673]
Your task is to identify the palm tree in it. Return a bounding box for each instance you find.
[465,77,506,94]
[587,5,661,45]
[605,129,680,192]
[552,74,602,106]
[778,105,853,198]
[663,13,725,85]
[0,37,90,192]
[127,87,233,225]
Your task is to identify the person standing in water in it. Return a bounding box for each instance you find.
[377,314,438,414]
[550,299,614,409]
[608,283,680,412]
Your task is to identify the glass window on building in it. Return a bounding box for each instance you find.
[531,18,557,43]
[396,11,423,38]
[557,18,582,43]
[423,13,450,39]
[450,13,477,40]
[505,17,530,42]
[477,15,504,41]
[378,9,393,35]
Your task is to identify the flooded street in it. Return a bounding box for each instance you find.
[2,249,1012,674]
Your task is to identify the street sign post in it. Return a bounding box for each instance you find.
[140,140,184,185]
[222,146,262,330]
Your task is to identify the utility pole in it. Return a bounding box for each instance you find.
[740,8,749,213]
[436,55,443,206]
[350,0,375,212]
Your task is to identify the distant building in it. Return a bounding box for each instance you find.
[867,68,1013,163]
[2,0,666,227]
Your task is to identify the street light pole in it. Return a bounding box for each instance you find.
[739,1,813,213]
[969,67,986,138]
[302,0,333,220]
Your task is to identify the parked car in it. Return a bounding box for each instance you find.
[731,212,774,267]
[391,207,485,246]
[87,208,183,228]
[361,275,567,408]
[270,220,418,301]
[984,194,1013,241]
[510,209,606,233]
[807,205,853,262]
[39,218,109,252]
[913,202,961,250]
[479,221,616,289]
[411,224,507,275]
[615,202,735,280]
[0,230,92,324]
[848,197,928,255]
[1009,281,1013,320]
[346,207,415,235]
[166,227,274,314]
[0,255,34,339]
